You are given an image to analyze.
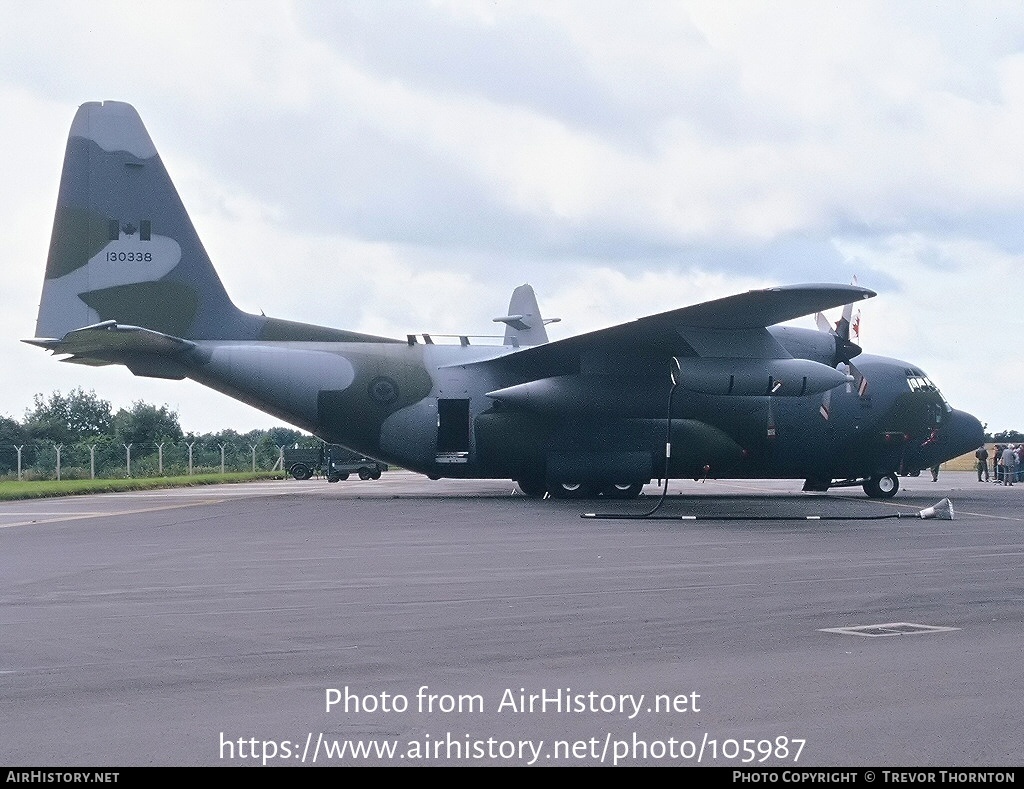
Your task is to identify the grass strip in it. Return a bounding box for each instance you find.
[0,472,284,501]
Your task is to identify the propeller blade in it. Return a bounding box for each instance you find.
[837,276,857,341]
[814,278,864,367]
[848,361,868,398]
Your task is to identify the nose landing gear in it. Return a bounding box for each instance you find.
[863,473,899,499]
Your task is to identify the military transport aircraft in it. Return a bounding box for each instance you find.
[25,101,984,499]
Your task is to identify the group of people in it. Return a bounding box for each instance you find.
[975,444,1023,485]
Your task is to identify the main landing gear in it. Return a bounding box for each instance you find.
[515,478,645,500]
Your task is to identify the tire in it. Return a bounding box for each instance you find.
[548,482,599,499]
[290,463,313,481]
[601,482,644,499]
[863,473,899,499]
[337,472,349,481]
[370,468,381,480]
[358,468,371,480]
[516,477,547,498]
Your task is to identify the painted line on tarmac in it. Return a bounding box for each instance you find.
[0,500,225,529]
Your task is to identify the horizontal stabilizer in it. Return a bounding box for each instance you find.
[493,284,557,346]
[23,322,196,379]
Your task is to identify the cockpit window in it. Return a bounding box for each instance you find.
[906,374,952,411]
[907,375,934,392]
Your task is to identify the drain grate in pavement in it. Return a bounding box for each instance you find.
[819,622,960,637]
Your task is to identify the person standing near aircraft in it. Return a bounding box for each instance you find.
[1000,445,1016,485]
[975,445,989,482]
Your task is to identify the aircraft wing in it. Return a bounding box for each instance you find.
[470,284,875,372]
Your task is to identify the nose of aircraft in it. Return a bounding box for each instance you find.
[947,409,986,457]
[922,408,986,467]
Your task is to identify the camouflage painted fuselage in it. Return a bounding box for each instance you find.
[179,334,979,489]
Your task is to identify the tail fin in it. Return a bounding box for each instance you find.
[36,101,251,341]
[32,101,396,353]
[493,284,559,346]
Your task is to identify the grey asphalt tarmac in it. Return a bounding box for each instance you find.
[1,471,1021,767]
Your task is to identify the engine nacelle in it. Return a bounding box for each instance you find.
[677,357,851,397]
[487,359,850,415]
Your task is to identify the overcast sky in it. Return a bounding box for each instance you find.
[1,1,1021,435]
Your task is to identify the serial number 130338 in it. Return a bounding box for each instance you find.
[106,251,153,262]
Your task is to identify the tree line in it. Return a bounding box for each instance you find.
[0,388,320,480]
[4,387,1019,482]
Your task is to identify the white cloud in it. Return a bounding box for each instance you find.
[833,233,1022,432]
[0,1,1020,433]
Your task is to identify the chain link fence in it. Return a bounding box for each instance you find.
[0,440,294,481]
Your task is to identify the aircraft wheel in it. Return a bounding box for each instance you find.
[516,477,547,498]
[358,468,371,480]
[290,463,313,480]
[548,481,597,499]
[863,473,899,499]
[602,482,644,499]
